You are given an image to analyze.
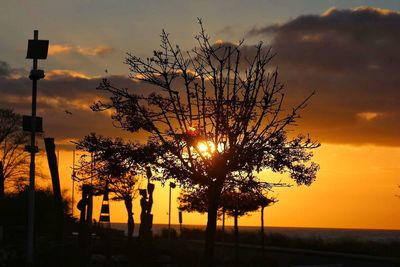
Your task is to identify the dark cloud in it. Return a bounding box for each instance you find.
[0,61,11,77]
[246,6,400,146]
[0,68,143,149]
[216,25,238,38]
[0,60,28,79]
[248,7,400,72]
[2,6,400,149]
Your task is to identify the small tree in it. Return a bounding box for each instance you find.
[92,21,319,265]
[0,108,30,195]
[223,189,263,262]
[0,187,73,233]
[258,195,276,250]
[179,184,275,261]
[76,133,154,241]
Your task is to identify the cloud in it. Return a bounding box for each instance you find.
[0,65,139,146]
[214,39,224,45]
[216,25,237,37]
[48,44,113,57]
[0,61,11,77]
[48,44,73,56]
[2,6,400,148]
[322,6,400,17]
[245,6,400,146]
[83,46,113,57]
[248,6,400,72]
[45,69,92,79]
[0,60,28,79]
[357,112,381,121]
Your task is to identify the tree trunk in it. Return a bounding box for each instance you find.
[204,200,218,267]
[124,198,134,243]
[222,209,225,243]
[234,212,239,264]
[204,184,223,267]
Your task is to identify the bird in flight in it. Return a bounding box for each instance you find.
[65,110,72,115]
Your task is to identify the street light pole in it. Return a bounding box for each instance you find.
[71,150,76,217]
[26,30,48,266]
[27,30,38,266]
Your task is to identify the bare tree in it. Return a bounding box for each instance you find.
[92,21,319,265]
[0,108,30,195]
[76,133,154,242]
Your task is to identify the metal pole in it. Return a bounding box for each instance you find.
[168,184,172,241]
[261,206,265,251]
[87,152,93,227]
[234,192,239,263]
[71,150,75,217]
[27,29,38,266]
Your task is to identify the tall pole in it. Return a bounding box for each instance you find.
[86,152,93,227]
[168,184,172,241]
[27,30,38,266]
[234,191,239,263]
[261,206,265,251]
[71,150,75,217]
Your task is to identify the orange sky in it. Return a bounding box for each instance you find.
[2,4,400,231]
[37,142,399,230]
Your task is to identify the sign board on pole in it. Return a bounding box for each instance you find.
[26,40,49,59]
[23,115,43,133]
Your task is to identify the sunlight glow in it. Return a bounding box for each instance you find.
[196,141,216,158]
[195,141,225,158]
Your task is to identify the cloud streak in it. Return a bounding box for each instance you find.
[48,44,114,57]
[48,44,73,56]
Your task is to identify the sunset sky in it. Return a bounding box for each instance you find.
[1,0,399,230]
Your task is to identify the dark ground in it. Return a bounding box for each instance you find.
[1,226,399,267]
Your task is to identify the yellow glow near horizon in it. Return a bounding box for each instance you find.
[31,142,400,230]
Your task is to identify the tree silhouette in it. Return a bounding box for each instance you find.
[258,195,276,250]
[91,21,319,265]
[221,189,270,262]
[179,183,276,261]
[76,133,154,241]
[0,188,73,238]
[0,108,29,195]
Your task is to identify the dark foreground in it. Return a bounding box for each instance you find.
[1,231,399,267]
[192,240,400,267]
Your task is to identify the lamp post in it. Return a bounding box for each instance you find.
[26,30,48,266]
[168,181,176,241]
[71,150,77,217]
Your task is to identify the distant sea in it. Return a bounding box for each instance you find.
[110,223,400,243]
